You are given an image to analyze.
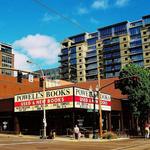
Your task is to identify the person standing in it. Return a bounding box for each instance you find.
[74,125,80,139]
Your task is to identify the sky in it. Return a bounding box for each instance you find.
[0,0,150,71]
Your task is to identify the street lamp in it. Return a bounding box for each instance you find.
[89,85,99,139]
[26,60,47,139]
[97,70,103,138]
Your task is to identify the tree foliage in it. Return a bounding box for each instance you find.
[118,64,150,124]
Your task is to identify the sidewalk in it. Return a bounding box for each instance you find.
[54,136,129,142]
[0,133,129,142]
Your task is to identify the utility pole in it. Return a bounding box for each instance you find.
[98,68,103,138]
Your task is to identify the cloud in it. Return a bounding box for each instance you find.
[115,0,129,7]
[77,7,89,15]
[14,51,32,71]
[90,17,99,24]
[13,34,60,69]
[92,0,108,9]
[42,13,59,22]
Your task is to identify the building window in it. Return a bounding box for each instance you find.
[145,45,148,49]
[144,38,147,42]
[99,27,112,39]
[87,37,98,45]
[70,46,76,53]
[80,78,82,81]
[79,47,81,50]
[80,72,82,74]
[130,40,142,48]
[99,50,101,53]
[146,52,149,56]
[124,44,127,48]
[79,59,82,62]
[125,58,128,61]
[123,38,126,41]
[130,48,142,54]
[129,27,141,35]
[146,60,150,63]
[79,65,82,68]
[79,53,82,56]
[124,51,127,54]
[143,31,146,35]
[98,44,101,47]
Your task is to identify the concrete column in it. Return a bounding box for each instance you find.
[108,112,112,131]
[14,115,20,134]
[120,111,124,131]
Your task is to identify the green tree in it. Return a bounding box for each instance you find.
[118,64,150,134]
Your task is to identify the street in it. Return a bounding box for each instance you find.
[0,135,149,150]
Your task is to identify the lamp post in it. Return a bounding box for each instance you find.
[97,68,103,138]
[89,86,99,139]
[26,60,47,139]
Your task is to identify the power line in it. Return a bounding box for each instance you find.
[32,0,88,32]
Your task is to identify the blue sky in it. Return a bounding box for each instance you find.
[0,0,150,71]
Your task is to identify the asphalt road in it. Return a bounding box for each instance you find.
[0,135,149,150]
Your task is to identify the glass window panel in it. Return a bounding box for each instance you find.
[87,37,98,45]
[70,47,76,53]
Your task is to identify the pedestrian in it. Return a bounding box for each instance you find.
[137,126,141,136]
[144,122,149,139]
[74,125,80,140]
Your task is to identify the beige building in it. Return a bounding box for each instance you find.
[59,15,150,82]
[0,43,14,76]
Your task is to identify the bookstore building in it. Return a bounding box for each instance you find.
[0,75,129,135]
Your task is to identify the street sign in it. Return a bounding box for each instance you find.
[87,109,93,112]
[87,109,98,112]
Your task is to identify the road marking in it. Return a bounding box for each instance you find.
[112,142,150,150]
[0,141,49,146]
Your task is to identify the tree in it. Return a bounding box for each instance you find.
[116,64,150,134]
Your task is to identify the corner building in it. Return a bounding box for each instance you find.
[59,15,150,82]
[0,75,131,136]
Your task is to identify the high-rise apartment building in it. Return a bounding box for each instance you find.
[59,15,150,82]
[34,68,60,79]
[0,43,14,76]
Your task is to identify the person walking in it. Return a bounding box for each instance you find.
[144,122,149,139]
[74,125,80,140]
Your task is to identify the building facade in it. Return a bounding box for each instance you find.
[0,43,14,76]
[0,74,133,136]
[59,15,150,82]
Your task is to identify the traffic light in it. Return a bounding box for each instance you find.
[17,71,23,83]
[39,77,44,88]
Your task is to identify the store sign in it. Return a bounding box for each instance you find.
[14,87,111,112]
[74,87,111,111]
[14,87,73,112]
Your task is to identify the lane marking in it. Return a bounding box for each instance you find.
[112,142,150,150]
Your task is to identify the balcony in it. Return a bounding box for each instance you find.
[86,70,98,77]
[86,65,97,71]
[86,58,97,64]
